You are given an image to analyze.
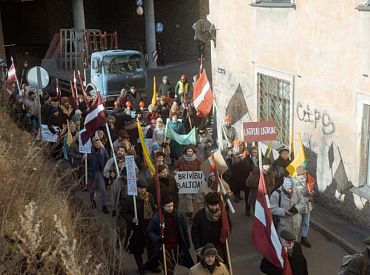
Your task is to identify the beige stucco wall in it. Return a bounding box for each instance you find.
[209,0,370,198]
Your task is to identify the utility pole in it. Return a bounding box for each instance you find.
[72,0,86,29]
[144,0,157,68]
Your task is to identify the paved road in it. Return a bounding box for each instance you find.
[78,188,347,275]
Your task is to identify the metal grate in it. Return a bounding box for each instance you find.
[257,73,291,145]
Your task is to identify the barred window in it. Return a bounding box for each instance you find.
[257,73,291,145]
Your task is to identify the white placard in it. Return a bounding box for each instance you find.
[41,124,59,143]
[78,130,92,154]
[174,171,206,194]
[126,155,137,196]
[145,138,153,155]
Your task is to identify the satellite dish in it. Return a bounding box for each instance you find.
[27,66,49,90]
[192,19,217,47]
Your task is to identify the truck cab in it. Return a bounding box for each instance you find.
[90,50,147,106]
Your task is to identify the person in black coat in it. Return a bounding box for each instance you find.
[144,194,194,275]
[158,76,175,98]
[121,180,155,275]
[272,147,292,190]
[191,192,231,265]
[260,229,308,275]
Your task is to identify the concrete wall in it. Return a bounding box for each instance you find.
[209,0,370,228]
[0,10,5,60]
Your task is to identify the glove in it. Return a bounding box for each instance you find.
[112,210,116,217]
[289,206,298,215]
[157,237,165,246]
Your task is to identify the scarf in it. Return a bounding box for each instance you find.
[139,191,153,220]
[183,153,197,162]
[200,259,220,274]
[205,206,221,222]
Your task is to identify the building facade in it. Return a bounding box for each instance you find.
[209,0,370,228]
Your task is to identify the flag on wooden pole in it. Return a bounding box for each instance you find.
[70,80,79,110]
[151,76,157,106]
[286,134,307,176]
[252,170,285,269]
[81,92,106,144]
[137,118,155,175]
[7,57,19,90]
[193,69,214,117]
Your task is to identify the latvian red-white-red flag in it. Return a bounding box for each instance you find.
[193,69,214,117]
[81,92,106,144]
[252,170,292,275]
[7,60,17,89]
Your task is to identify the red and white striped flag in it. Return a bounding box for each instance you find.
[193,69,214,117]
[252,170,292,274]
[7,60,17,89]
[81,92,106,144]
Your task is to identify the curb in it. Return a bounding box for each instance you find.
[310,217,360,254]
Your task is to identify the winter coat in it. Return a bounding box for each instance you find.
[270,186,305,239]
[158,82,175,98]
[174,154,201,171]
[189,261,230,275]
[175,80,190,98]
[147,210,194,268]
[147,176,179,208]
[272,156,291,189]
[222,125,237,144]
[343,249,370,275]
[153,127,166,145]
[25,98,40,117]
[121,193,155,255]
[246,168,275,208]
[260,242,308,275]
[228,154,254,191]
[68,139,82,168]
[158,103,170,123]
[87,147,109,180]
[292,175,313,214]
[191,208,231,263]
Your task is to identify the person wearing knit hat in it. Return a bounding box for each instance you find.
[273,146,292,189]
[147,164,179,208]
[260,229,308,275]
[158,75,175,98]
[120,177,155,275]
[175,74,190,101]
[192,192,230,265]
[189,243,230,275]
[173,145,201,219]
[270,176,305,240]
[145,192,194,274]
[338,237,370,275]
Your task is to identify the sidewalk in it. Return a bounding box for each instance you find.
[310,204,369,254]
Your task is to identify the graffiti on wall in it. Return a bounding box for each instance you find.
[296,103,335,135]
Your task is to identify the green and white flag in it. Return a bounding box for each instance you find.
[166,124,197,145]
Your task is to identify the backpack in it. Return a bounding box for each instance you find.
[338,253,366,275]
[272,189,282,229]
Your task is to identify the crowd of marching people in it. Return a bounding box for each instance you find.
[5,68,370,275]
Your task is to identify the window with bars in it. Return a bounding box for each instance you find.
[257,73,291,145]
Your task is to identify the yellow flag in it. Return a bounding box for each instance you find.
[151,76,157,106]
[137,118,155,175]
[66,120,73,146]
[286,134,307,176]
[265,140,273,158]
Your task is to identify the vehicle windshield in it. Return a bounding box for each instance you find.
[103,54,144,74]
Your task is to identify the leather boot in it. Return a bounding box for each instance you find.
[301,237,312,248]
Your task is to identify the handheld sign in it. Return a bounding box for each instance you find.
[79,131,92,154]
[126,155,137,196]
[243,121,277,142]
[40,124,59,143]
[174,171,206,194]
